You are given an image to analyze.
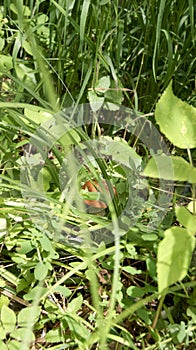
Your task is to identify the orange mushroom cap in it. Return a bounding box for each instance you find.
[82,179,116,209]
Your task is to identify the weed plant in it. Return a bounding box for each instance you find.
[0,1,195,349]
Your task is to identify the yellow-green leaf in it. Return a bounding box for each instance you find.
[157,227,195,294]
[155,82,196,149]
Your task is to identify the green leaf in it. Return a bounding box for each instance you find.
[101,136,141,169]
[6,340,21,350]
[0,295,9,310]
[67,294,83,313]
[10,4,31,16]
[39,235,58,259]
[127,286,145,298]
[175,206,196,235]
[59,128,81,147]
[63,314,89,339]
[45,328,64,343]
[0,55,13,72]
[39,234,53,252]
[24,286,47,301]
[122,266,142,275]
[0,340,7,350]
[157,227,195,294]
[88,90,104,112]
[11,328,35,342]
[155,82,196,149]
[24,106,53,125]
[37,168,52,192]
[105,80,123,105]
[95,76,110,92]
[15,63,36,89]
[188,166,196,183]
[54,286,72,297]
[143,155,196,183]
[0,218,6,237]
[17,306,41,328]
[0,325,6,340]
[1,305,16,333]
[0,38,5,51]
[187,201,196,214]
[141,234,157,241]
[34,261,48,281]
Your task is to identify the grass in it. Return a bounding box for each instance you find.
[0,1,195,349]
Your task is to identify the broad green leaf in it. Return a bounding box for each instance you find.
[0,325,6,340]
[0,294,9,309]
[63,314,89,338]
[88,90,104,112]
[59,128,81,146]
[37,168,52,192]
[188,167,196,183]
[53,286,72,297]
[127,286,145,298]
[1,305,16,333]
[0,340,7,349]
[175,206,196,235]
[22,40,33,55]
[177,322,186,343]
[39,235,58,259]
[122,266,142,275]
[141,234,157,241]
[45,328,64,343]
[105,80,123,105]
[34,262,48,281]
[6,339,21,350]
[24,106,53,125]
[187,201,196,214]
[11,328,35,342]
[18,306,41,328]
[24,286,47,301]
[157,227,195,294]
[155,82,196,149]
[143,155,196,182]
[0,55,13,72]
[39,234,53,252]
[16,240,33,254]
[10,4,31,16]
[95,76,110,92]
[15,63,36,88]
[101,136,141,169]
[67,294,83,313]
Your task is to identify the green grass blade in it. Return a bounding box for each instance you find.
[152,0,167,81]
[80,0,91,49]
